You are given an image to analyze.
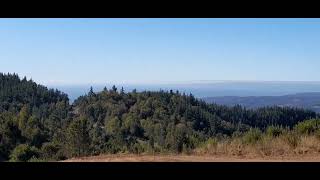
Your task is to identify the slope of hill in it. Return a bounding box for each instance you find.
[203,92,320,113]
[71,87,316,156]
[0,73,69,111]
[0,73,318,162]
[0,73,70,161]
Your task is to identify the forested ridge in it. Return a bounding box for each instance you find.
[0,73,318,161]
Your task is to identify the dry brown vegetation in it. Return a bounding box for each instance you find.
[63,154,320,162]
[62,120,320,162]
[63,135,320,162]
[193,135,320,158]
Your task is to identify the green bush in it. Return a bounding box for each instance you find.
[187,133,205,149]
[266,126,284,137]
[28,157,48,162]
[294,119,320,135]
[9,144,40,162]
[242,128,262,144]
[131,142,148,154]
[41,142,62,160]
[231,131,243,138]
[205,138,218,148]
[204,138,218,153]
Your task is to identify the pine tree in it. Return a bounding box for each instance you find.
[120,87,125,95]
[88,86,95,97]
[112,85,117,93]
[66,118,90,157]
[18,105,30,131]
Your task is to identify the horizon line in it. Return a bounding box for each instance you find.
[43,79,320,86]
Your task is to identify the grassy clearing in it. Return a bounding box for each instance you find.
[194,129,320,158]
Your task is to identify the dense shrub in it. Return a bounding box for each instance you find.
[295,119,320,135]
[242,128,262,144]
[130,141,153,154]
[40,142,62,160]
[231,131,243,138]
[266,126,285,137]
[199,138,218,154]
[9,144,40,162]
[28,157,48,162]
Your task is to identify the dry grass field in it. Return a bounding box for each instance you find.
[62,154,320,162]
[63,134,320,162]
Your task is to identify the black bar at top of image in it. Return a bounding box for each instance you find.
[1,1,320,18]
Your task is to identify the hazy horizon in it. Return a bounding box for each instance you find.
[42,79,320,86]
[44,80,320,102]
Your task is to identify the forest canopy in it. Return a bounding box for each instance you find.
[0,73,318,161]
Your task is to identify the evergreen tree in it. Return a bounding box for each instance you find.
[0,72,318,161]
[66,118,90,157]
[88,86,95,97]
[120,87,125,95]
[112,85,117,93]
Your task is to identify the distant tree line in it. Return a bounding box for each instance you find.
[0,73,317,161]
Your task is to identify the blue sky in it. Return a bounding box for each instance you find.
[0,18,320,85]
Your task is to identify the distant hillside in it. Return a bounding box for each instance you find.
[0,73,69,112]
[0,73,317,162]
[51,81,320,103]
[203,92,320,113]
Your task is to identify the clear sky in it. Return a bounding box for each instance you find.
[1,18,320,85]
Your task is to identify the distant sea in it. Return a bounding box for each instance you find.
[47,81,320,103]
